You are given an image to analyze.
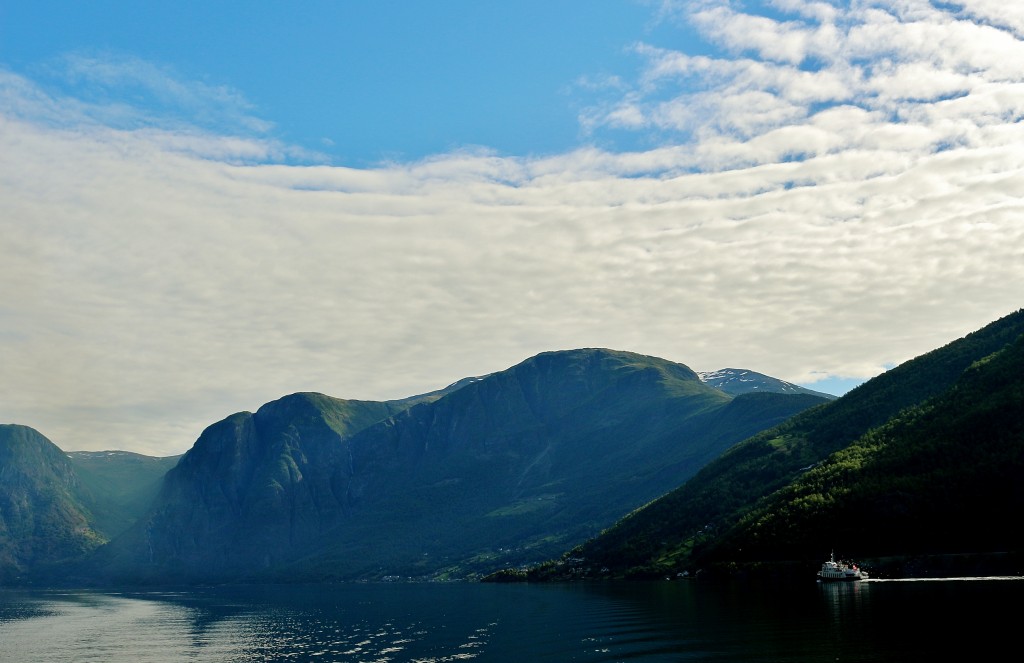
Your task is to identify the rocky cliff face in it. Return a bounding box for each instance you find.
[110,394,401,577]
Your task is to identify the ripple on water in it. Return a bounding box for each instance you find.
[4,580,1022,662]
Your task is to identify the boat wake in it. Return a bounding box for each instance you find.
[865,576,1024,583]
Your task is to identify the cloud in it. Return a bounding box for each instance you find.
[52,52,274,134]
[955,0,1024,36]
[590,1,1024,155]
[2,1,1023,455]
[690,5,819,64]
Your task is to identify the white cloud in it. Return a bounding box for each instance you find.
[2,0,1024,455]
[954,0,1024,36]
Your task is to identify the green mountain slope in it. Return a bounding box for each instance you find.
[707,330,1024,567]
[0,425,106,582]
[95,349,826,583]
[529,309,1024,580]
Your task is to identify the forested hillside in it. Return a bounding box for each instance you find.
[700,329,1024,568]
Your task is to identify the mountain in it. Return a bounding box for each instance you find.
[89,392,433,581]
[698,369,836,400]
[0,425,106,582]
[66,451,181,539]
[93,349,827,583]
[697,330,1024,571]
[3,381,476,585]
[516,309,1024,580]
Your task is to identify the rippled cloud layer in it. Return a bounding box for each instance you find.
[2,0,1022,454]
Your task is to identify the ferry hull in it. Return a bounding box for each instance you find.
[817,573,865,582]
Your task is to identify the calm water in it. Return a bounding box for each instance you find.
[1,578,1021,661]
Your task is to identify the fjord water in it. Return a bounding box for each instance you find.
[1,579,1020,662]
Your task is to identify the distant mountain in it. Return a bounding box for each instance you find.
[66,451,181,539]
[698,369,836,400]
[379,375,487,411]
[94,349,827,583]
[516,309,1024,581]
[0,425,105,582]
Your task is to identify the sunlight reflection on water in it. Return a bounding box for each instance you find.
[0,588,501,663]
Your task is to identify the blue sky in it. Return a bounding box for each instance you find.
[2,0,692,163]
[2,1,1023,454]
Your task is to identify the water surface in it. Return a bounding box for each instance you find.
[2,578,1020,661]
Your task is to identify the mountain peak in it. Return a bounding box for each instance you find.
[698,368,836,400]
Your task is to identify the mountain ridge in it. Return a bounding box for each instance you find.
[85,348,826,584]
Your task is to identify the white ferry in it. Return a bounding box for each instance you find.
[817,551,868,581]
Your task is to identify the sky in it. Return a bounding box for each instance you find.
[2,0,1023,456]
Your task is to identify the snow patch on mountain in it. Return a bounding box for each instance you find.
[698,369,835,399]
